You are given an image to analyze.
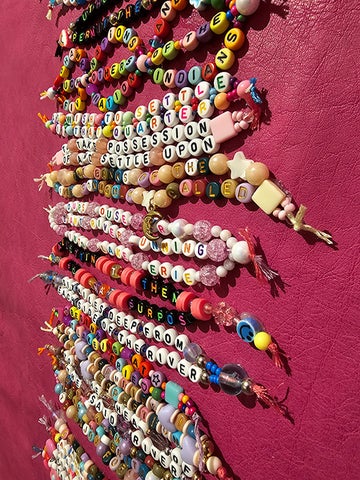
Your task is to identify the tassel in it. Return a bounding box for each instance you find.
[192,412,205,473]
[37,113,49,123]
[55,42,63,58]
[32,446,43,459]
[268,342,288,369]
[239,228,278,284]
[251,383,286,416]
[286,205,333,245]
[46,7,53,21]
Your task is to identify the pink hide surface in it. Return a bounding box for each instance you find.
[0,1,359,479]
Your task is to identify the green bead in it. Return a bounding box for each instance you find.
[122,111,134,125]
[151,387,162,401]
[165,381,183,408]
[153,464,166,478]
[206,181,221,198]
[90,58,100,71]
[188,66,202,86]
[113,89,126,105]
[153,68,165,85]
[119,59,127,76]
[211,0,225,9]
[162,41,178,61]
[198,157,210,175]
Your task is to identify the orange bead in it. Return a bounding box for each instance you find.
[171,0,187,11]
[214,92,230,111]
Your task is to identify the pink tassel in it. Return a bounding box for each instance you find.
[251,383,286,416]
[268,342,288,369]
[239,228,278,284]
[192,412,205,473]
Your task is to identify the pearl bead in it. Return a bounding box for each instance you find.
[219,229,231,241]
[245,162,270,186]
[216,266,227,278]
[211,225,222,237]
[231,241,251,264]
[208,153,229,175]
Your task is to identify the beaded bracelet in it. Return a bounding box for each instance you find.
[40,319,236,478]
[47,200,277,285]
[46,0,91,22]
[35,406,106,480]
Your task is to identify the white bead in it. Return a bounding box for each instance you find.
[143,322,155,339]
[148,99,161,115]
[170,447,183,465]
[160,240,173,255]
[153,325,166,342]
[163,328,177,346]
[150,132,163,148]
[224,259,235,270]
[184,122,198,140]
[219,229,232,241]
[158,262,173,279]
[139,236,151,251]
[183,268,197,285]
[177,359,191,377]
[182,240,196,257]
[179,105,193,123]
[206,456,223,475]
[183,223,194,235]
[134,338,146,355]
[131,430,144,447]
[159,451,171,469]
[226,236,237,248]
[202,135,219,154]
[197,118,211,137]
[231,241,251,264]
[146,345,158,362]
[164,109,179,127]
[141,437,153,455]
[135,105,148,120]
[188,365,202,383]
[188,139,203,157]
[194,242,208,259]
[156,347,169,365]
[163,92,176,110]
[171,265,185,283]
[216,266,228,278]
[163,145,178,163]
[136,120,150,136]
[149,115,163,132]
[195,81,211,100]
[124,124,136,139]
[117,330,129,344]
[161,127,174,145]
[170,219,188,238]
[166,351,182,369]
[122,248,133,262]
[148,260,161,277]
[178,87,194,105]
[140,135,151,151]
[172,124,186,142]
[176,141,191,159]
[211,225,222,237]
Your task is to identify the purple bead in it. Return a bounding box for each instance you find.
[141,377,151,394]
[86,83,99,96]
[196,22,213,43]
[130,370,142,386]
[119,438,132,455]
[158,404,177,432]
[137,171,150,188]
[235,182,256,203]
[150,370,166,388]
[81,453,90,463]
[131,458,142,472]
[175,70,188,88]
[101,37,113,54]
[180,435,197,465]
[183,343,202,363]
[120,347,133,359]
[75,341,87,360]
[80,57,90,72]
[62,315,72,326]
[125,188,134,204]
[80,360,92,380]
[97,67,105,83]
[96,442,108,457]
[91,92,101,106]
[95,329,106,341]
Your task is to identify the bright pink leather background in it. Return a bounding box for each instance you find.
[0,1,359,479]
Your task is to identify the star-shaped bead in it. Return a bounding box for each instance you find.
[227,151,253,180]
[142,190,156,210]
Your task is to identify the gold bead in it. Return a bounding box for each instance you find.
[130,447,138,458]
[192,472,203,480]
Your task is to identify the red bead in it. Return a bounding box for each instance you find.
[154,18,171,38]
[201,62,218,82]
[128,72,142,89]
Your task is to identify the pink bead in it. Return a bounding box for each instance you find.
[278,210,287,221]
[236,79,251,98]
[207,239,228,262]
[120,230,133,247]
[130,253,148,270]
[136,55,148,73]
[284,203,296,213]
[281,197,291,207]
[130,213,145,230]
[239,120,249,130]
[87,239,100,252]
[199,265,219,287]
[187,406,196,416]
[234,123,242,133]
[193,220,212,242]
[272,208,281,218]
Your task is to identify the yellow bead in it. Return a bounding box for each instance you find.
[98,97,108,112]
[59,65,70,79]
[221,179,237,198]
[75,97,86,112]
[182,394,189,404]
[151,47,164,66]
[214,92,230,111]
[122,364,134,380]
[110,63,121,79]
[251,179,286,214]
[224,28,245,51]
[128,36,141,52]
[253,332,272,351]
[210,12,230,35]
[215,48,235,71]
[102,125,114,138]
[92,338,100,350]
[115,25,126,43]
[149,386,154,394]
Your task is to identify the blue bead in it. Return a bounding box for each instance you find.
[206,361,213,371]
[165,381,183,408]
[226,11,234,20]
[236,315,263,342]
[215,367,222,376]
[211,364,218,373]
[172,430,182,446]
[54,383,63,394]
[139,464,150,479]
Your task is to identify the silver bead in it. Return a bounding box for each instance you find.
[196,354,208,368]
[200,371,210,384]
[241,378,253,395]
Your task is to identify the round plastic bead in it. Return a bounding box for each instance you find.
[253,331,272,350]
